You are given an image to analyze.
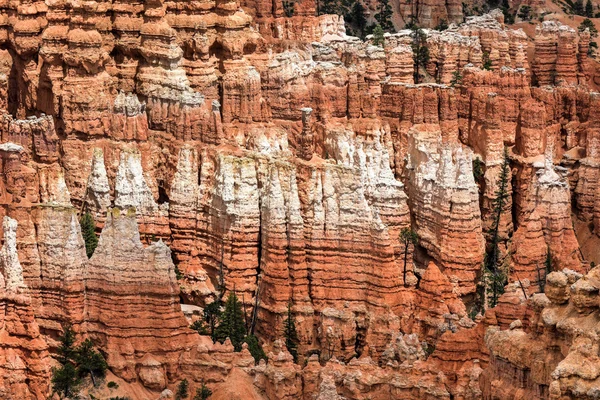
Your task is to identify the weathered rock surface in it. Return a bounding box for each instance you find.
[0,4,597,399]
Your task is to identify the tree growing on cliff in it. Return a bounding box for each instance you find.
[372,24,385,47]
[575,0,585,15]
[450,70,464,87]
[472,157,484,181]
[80,212,98,258]
[193,382,212,400]
[345,1,368,38]
[409,23,430,83]
[484,147,511,308]
[586,0,594,17]
[283,302,300,362]
[175,379,190,400]
[214,292,246,351]
[283,0,294,17]
[400,228,419,288]
[204,300,222,342]
[52,325,80,398]
[75,338,107,387]
[191,319,209,335]
[374,0,394,32]
[482,51,492,70]
[579,18,598,38]
[517,5,531,21]
[244,334,267,363]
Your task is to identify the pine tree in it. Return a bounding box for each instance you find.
[400,228,419,288]
[517,5,531,21]
[482,51,492,70]
[193,383,212,400]
[80,212,98,258]
[319,0,338,15]
[374,0,394,32]
[410,24,430,83]
[52,363,80,399]
[346,1,367,38]
[586,0,594,17]
[175,379,190,400]
[214,292,246,351]
[75,338,107,387]
[283,0,294,17]
[283,302,300,362]
[52,324,80,398]
[244,334,267,363]
[204,300,222,342]
[372,24,385,47]
[57,324,77,365]
[579,18,599,38]
[472,158,484,181]
[575,0,585,15]
[484,147,511,308]
[191,319,209,335]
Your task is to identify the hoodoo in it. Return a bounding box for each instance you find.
[0,0,599,398]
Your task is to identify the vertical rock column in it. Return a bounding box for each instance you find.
[406,125,485,296]
[298,107,314,160]
[84,210,197,390]
[0,216,52,400]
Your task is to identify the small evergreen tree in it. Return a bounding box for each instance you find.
[482,51,492,70]
[346,1,367,38]
[214,292,246,351]
[501,0,515,24]
[175,379,190,400]
[193,383,212,400]
[374,0,394,32]
[435,19,449,31]
[283,302,300,362]
[400,228,419,288]
[75,338,107,387]
[80,212,98,258]
[450,70,463,87]
[204,300,222,342]
[244,334,267,363]
[283,0,294,17]
[575,0,585,15]
[52,363,80,399]
[579,18,599,38]
[319,0,338,15]
[410,23,430,83]
[52,324,80,399]
[484,147,511,308]
[175,265,184,280]
[372,24,385,47]
[57,324,77,365]
[517,5,531,21]
[191,319,209,335]
[472,158,484,181]
[586,0,594,17]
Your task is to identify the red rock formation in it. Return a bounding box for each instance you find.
[0,216,52,399]
[84,209,197,388]
[482,267,600,399]
[0,5,596,399]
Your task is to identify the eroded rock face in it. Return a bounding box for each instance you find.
[84,209,198,388]
[0,4,596,399]
[482,267,600,399]
[0,216,51,399]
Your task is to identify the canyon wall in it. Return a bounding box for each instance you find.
[0,2,596,399]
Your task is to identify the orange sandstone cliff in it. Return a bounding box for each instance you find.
[0,1,598,399]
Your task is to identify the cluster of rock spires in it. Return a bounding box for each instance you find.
[0,0,598,398]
